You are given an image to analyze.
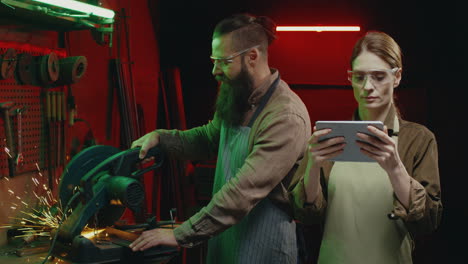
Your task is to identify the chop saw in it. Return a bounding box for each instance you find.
[50,145,178,263]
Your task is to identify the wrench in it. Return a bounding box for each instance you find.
[15,108,25,167]
[0,101,15,177]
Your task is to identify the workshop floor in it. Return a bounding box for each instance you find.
[0,234,178,264]
[0,251,59,263]
[0,252,173,264]
[0,247,176,263]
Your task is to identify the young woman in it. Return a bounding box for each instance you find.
[290,31,442,264]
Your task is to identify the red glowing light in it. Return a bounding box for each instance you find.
[276,26,361,32]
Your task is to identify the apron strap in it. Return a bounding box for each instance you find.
[247,75,281,127]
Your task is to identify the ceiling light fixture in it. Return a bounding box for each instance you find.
[276,26,361,32]
[31,0,115,20]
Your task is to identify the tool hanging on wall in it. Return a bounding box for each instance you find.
[0,48,17,80]
[0,42,68,177]
[45,91,54,189]
[56,91,62,171]
[61,91,66,166]
[109,58,138,149]
[55,56,87,86]
[14,53,35,85]
[0,101,16,177]
[67,85,76,126]
[43,90,67,188]
[14,107,28,168]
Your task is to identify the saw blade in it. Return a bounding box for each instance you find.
[59,145,120,207]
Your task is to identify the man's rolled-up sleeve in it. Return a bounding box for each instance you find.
[157,115,221,161]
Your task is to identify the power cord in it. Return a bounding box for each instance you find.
[39,190,82,264]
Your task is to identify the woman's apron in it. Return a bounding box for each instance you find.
[318,116,413,264]
[206,76,297,264]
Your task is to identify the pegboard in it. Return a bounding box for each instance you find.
[0,42,67,177]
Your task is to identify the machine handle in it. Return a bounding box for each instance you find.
[110,146,164,178]
[144,146,164,160]
[131,147,165,178]
[130,146,164,165]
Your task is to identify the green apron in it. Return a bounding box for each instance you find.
[318,116,412,264]
[206,76,297,264]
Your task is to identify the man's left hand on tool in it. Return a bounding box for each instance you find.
[131,131,160,162]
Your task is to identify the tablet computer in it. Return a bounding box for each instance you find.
[315,121,384,162]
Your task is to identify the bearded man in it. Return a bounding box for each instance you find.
[130,13,311,264]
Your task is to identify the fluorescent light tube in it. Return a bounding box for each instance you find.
[31,0,115,19]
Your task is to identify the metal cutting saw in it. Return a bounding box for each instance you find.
[51,145,179,263]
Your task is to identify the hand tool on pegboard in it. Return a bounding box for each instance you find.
[67,86,76,126]
[52,91,58,185]
[45,91,54,189]
[56,91,62,174]
[15,53,36,85]
[14,106,28,169]
[0,48,17,80]
[61,91,67,166]
[0,101,16,177]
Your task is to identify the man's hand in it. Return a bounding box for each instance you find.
[131,131,161,161]
[129,228,178,251]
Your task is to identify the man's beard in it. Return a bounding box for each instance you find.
[215,59,254,127]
